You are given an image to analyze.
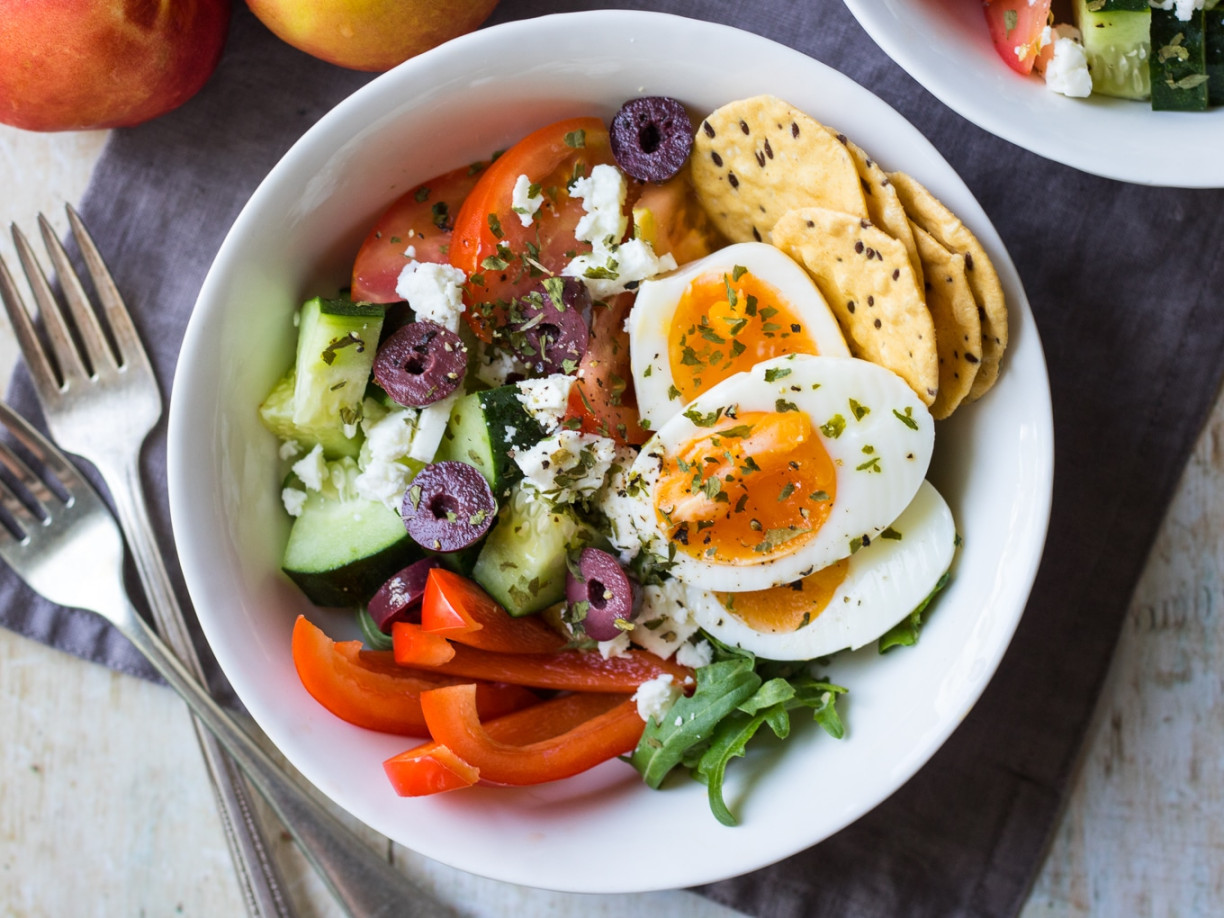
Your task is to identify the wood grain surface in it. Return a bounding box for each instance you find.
[1,123,1220,918]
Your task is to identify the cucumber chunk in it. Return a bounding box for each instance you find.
[259,368,361,459]
[1151,8,1210,111]
[471,483,594,617]
[291,295,385,457]
[433,386,547,500]
[1075,0,1152,99]
[282,488,421,607]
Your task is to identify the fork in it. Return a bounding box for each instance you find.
[0,207,294,918]
[0,399,455,918]
[0,209,449,917]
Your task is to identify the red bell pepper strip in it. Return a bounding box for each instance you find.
[418,684,645,785]
[419,568,565,654]
[291,615,537,736]
[390,621,457,665]
[383,692,629,796]
[392,641,694,693]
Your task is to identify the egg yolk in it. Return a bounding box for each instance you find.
[654,410,836,564]
[718,560,851,632]
[667,267,819,405]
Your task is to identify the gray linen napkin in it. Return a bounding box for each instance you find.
[3,2,1223,916]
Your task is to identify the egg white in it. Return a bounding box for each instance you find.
[628,353,934,592]
[629,241,849,431]
[686,480,956,660]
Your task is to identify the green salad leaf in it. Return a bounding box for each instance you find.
[629,644,847,826]
[877,570,951,653]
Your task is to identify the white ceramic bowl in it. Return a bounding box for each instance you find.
[844,0,1224,187]
[168,10,1054,893]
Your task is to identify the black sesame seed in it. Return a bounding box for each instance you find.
[873,318,882,328]
[790,121,799,137]
[755,150,766,167]
[703,120,715,137]
[728,172,739,188]
[867,295,874,306]
[752,226,762,242]
[966,353,979,363]
[847,300,856,314]
[764,138,773,159]
[965,253,974,270]
[855,240,864,254]
[711,151,723,167]
[892,269,900,281]
[806,219,814,228]
[739,119,750,134]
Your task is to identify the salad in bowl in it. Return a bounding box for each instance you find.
[168,11,1052,892]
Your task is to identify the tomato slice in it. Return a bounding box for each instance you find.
[448,116,618,340]
[390,641,694,693]
[563,292,650,446]
[419,568,565,654]
[290,615,536,736]
[982,0,1052,75]
[351,161,489,303]
[382,692,628,795]
[419,684,644,785]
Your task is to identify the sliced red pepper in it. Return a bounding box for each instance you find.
[419,684,645,785]
[389,621,457,665]
[383,692,628,796]
[383,744,480,796]
[420,568,565,653]
[391,641,693,693]
[290,615,537,736]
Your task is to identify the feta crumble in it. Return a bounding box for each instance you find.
[630,579,702,660]
[515,374,574,432]
[514,429,617,504]
[675,638,714,669]
[354,407,420,509]
[1043,25,1092,99]
[278,439,302,462]
[291,443,327,492]
[594,446,652,563]
[511,173,543,226]
[597,632,631,659]
[281,487,307,518]
[394,261,467,332]
[1151,0,1204,22]
[632,673,681,724]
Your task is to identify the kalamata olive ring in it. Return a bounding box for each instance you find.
[401,461,496,553]
[610,96,694,183]
[565,547,637,642]
[373,320,467,407]
[504,278,590,375]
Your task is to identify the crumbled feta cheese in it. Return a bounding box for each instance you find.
[475,344,522,388]
[1043,26,1092,99]
[675,638,714,669]
[515,374,574,432]
[291,444,327,492]
[514,429,617,504]
[394,261,467,332]
[630,579,702,660]
[632,673,681,724]
[278,439,301,461]
[562,164,677,299]
[354,407,420,509]
[598,632,631,659]
[570,164,628,245]
[409,393,457,464]
[511,173,543,227]
[281,487,307,518]
[1151,0,1204,22]
[594,446,651,563]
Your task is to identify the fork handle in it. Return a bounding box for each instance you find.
[112,592,455,918]
[98,457,293,918]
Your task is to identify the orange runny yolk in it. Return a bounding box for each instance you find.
[718,560,851,633]
[667,268,819,405]
[654,410,836,564]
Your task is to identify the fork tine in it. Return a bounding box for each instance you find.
[0,251,64,405]
[10,223,90,387]
[65,205,152,373]
[0,407,66,535]
[38,212,119,375]
[0,401,78,501]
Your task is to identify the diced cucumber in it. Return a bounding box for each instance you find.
[471,483,594,617]
[291,295,384,456]
[1207,8,1224,103]
[1151,7,1210,111]
[1075,0,1152,99]
[282,488,421,607]
[259,368,361,459]
[433,386,547,500]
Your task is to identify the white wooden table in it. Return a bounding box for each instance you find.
[1,125,1220,917]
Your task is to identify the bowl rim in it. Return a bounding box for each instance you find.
[842,0,1224,188]
[168,8,1055,892]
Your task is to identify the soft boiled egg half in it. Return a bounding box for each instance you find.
[685,480,956,660]
[626,352,935,593]
[629,241,849,432]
